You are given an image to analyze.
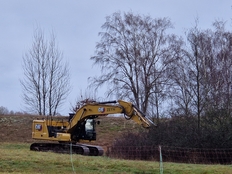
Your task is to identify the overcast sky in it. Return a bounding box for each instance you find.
[0,1,231,115]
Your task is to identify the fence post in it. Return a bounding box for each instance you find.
[159,145,163,174]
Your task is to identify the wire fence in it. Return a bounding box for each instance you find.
[106,145,232,164]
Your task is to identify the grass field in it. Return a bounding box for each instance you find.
[1,142,232,174]
[1,115,232,173]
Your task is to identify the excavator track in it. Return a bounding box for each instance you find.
[30,143,104,156]
[76,143,104,156]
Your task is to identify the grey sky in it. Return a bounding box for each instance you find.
[0,1,231,115]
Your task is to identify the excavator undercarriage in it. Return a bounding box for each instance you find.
[30,142,104,156]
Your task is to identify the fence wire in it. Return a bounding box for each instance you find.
[106,145,232,164]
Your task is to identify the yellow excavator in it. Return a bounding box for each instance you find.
[30,100,153,156]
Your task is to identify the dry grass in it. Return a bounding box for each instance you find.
[0,115,34,143]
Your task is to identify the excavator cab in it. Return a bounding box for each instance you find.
[85,119,96,140]
[70,117,97,142]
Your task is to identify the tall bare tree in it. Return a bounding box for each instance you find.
[169,20,232,130]
[89,12,182,119]
[210,21,232,112]
[168,21,215,133]
[21,28,70,116]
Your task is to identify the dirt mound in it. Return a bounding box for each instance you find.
[0,115,139,149]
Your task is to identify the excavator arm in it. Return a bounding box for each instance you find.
[67,100,151,130]
[64,100,152,142]
[117,100,151,128]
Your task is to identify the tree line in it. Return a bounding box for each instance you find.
[21,12,232,122]
[89,12,232,150]
[90,12,232,125]
[0,106,29,115]
[19,11,232,149]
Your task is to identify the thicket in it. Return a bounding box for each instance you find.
[148,111,232,149]
[114,109,232,148]
[109,109,232,163]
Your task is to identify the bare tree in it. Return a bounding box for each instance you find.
[169,20,232,131]
[21,28,70,116]
[167,48,194,117]
[89,11,182,120]
[0,106,9,115]
[210,21,232,112]
[169,21,213,132]
[70,90,98,113]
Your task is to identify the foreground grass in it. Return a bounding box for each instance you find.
[0,143,232,174]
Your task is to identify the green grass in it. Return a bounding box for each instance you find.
[1,143,232,174]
